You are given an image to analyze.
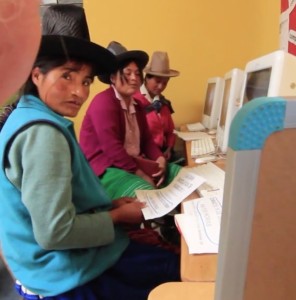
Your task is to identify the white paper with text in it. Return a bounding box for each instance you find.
[175,194,223,254]
[136,168,205,220]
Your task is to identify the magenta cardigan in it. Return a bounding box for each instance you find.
[80,87,163,176]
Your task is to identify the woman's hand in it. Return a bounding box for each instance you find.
[112,197,136,208]
[163,147,172,161]
[109,200,146,224]
[135,168,156,187]
[153,156,167,187]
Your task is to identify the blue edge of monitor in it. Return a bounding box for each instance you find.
[228,97,286,151]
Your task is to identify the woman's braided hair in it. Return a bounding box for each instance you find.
[0,100,19,131]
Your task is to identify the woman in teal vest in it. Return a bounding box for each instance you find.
[0,5,180,300]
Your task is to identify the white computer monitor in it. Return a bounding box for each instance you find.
[241,50,296,105]
[216,68,245,153]
[201,77,224,129]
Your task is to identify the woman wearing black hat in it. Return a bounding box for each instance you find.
[0,5,180,300]
[80,42,181,200]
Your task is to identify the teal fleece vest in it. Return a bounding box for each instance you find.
[0,95,128,296]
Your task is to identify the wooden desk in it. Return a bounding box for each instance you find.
[179,126,225,281]
[148,282,215,300]
[149,127,227,298]
[180,124,195,167]
[184,139,197,167]
[180,191,218,282]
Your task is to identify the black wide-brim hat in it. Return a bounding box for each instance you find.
[116,51,149,70]
[98,41,149,84]
[39,4,116,75]
[38,35,116,75]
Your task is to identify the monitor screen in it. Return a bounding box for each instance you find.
[242,68,271,104]
[203,82,216,116]
[202,77,224,129]
[241,50,296,106]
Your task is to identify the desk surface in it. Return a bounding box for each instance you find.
[180,125,225,282]
[180,165,225,282]
[180,191,218,282]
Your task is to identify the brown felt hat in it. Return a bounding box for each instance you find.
[144,51,180,77]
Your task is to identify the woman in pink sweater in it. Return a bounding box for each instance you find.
[80,42,181,200]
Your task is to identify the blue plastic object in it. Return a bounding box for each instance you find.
[228,97,286,151]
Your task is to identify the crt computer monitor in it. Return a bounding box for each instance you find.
[201,77,225,129]
[216,68,245,153]
[241,50,296,105]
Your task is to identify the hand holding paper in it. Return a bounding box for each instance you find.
[136,168,206,220]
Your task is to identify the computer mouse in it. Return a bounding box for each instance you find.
[208,129,217,135]
[195,155,217,164]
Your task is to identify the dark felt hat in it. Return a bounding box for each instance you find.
[39,4,116,75]
[98,41,149,84]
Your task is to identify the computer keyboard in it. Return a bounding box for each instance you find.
[191,137,216,157]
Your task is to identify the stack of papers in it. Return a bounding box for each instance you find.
[190,162,225,197]
[174,130,209,141]
[175,194,223,254]
[186,122,205,131]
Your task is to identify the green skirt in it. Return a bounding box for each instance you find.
[99,163,181,199]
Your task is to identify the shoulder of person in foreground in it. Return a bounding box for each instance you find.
[0,0,41,105]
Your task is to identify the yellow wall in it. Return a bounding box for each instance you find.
[73,0,279,137]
